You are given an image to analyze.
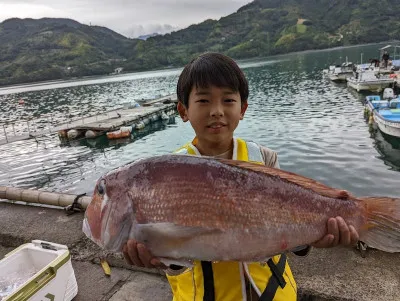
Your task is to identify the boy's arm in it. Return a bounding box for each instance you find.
[260,145,280,168]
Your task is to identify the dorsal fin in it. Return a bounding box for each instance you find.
[215,158,353,200]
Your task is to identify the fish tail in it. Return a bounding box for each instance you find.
[360,197,400,252]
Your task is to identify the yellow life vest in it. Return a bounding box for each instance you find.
[168,137,297,301]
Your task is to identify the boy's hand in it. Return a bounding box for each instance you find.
[312,217,359,248]
[123,239,167,269]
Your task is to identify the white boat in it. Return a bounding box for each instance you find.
[365,90,400,138]
[323,57,354,82]
[323,65,336,77]
[347,69,395,92]
[329,62,355,82]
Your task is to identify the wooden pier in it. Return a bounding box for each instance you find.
[0,94,177,145]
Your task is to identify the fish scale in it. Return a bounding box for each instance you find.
[137,176,336,229]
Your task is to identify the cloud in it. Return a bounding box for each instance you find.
[0,3,65,20]
[0,0,250,37]
[127,24,181,39]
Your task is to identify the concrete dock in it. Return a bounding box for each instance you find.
[0,201,399,301]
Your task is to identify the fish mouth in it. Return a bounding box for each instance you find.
[82,217,103,247]
[84,188,133,253]
[105,220,132,253]
[101,199,114,249]
[99,199,132,253]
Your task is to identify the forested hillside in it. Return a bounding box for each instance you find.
[1,0,400,86]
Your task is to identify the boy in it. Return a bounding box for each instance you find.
[123,52,359,301]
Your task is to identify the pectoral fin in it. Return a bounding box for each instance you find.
[133,223,220,260]
[135,222,218,240]
[134,222,220,248]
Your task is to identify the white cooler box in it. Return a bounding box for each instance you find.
[0,240,78,301]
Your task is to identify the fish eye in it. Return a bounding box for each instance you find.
[97,180,106,195]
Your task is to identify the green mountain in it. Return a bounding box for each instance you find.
[1,0,400,86]
[127,0,400,69]
[0,18,137,86]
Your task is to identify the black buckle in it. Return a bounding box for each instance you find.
[65,193,86,215]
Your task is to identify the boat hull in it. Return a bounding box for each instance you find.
[365,101,400,138]
[329,72,353,82]
[373,113,400,138]
[348,79,393,92]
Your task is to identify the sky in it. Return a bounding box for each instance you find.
[0,0,251,38]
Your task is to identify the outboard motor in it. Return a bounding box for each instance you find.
[389,99,400,109]
[383,88,395,100]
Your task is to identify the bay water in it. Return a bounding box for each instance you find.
[0,43,399,198]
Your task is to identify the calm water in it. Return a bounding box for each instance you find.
[0,43,399,199]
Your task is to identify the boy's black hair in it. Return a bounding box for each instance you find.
[177,52,249,107]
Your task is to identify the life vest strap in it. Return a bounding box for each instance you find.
[259,254,287,301]
[201,261,215,301]
[245,141,264,163]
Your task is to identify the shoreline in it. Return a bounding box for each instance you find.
[1,41,398,94]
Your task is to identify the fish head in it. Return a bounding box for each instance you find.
[83,173,134,252]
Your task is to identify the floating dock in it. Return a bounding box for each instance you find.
[0,94,177,145]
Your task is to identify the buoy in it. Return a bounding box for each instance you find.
[18,99,25,105]
[120,126,133,133]
[67,129,79,140]
[161,112,169,120]
[85,130,97,139]
[106,127,131,139]
[136,122,145,130]
[58,130,68,138]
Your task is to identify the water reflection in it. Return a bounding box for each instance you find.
[370,127,400,171]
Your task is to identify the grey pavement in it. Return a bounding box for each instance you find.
[290,247,400,301]
[108,273,172,301]
[0,201,399,301]
[72,261,132,301]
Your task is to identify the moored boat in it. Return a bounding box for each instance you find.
[347,69,395,92]
[365,90,400,138]
[329,62,355,82]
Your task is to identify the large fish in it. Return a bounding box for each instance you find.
[82,154,400,265]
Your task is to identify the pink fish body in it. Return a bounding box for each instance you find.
[83,154,400,264]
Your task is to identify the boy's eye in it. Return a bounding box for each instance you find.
[196,99,209,103]
[224,99,236,103]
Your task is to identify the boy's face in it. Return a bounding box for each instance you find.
[178,85,247,145]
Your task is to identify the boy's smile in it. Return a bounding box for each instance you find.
[207,121,227,133]
[178,85,247,156]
